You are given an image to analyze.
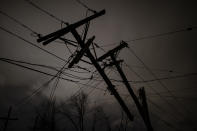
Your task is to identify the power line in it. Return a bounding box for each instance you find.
[0,9,39,36]
[22,1,197,59]
[0,58,76,82]
[126,64,182,74]
[147,86,197,95]
[0,9,80,65]
[5,65,69,110]
[24,0,68,25]
[0,25,91,72]
[127,47,182,97]
[24,0,95,68]
[75,70,110,96]
[22,0,106,57]
[49,61,70,109]
[127,47,196,129]
[150,110,180,130]
[101,46,192,126]
[86,68,114,97]
[24,0,105,54]
[126,26,197,43]
[0,26,67,62]
[108,72,197,84]
[125,58,197,128]
[122,61,185,124]
[15,55,75,108]
[132,73,197,83]
[147,98,185,131]
[0,57,91,80]
[54,68,107,108]
[98,26,197,48]
[71,79,95,98]
[148,95,197,101]
[0,57,104,91]
[0,57,106,108]
[74,0,97,13]
[65,68,112,107]
[15,74,62,109]
[0,8,93,68]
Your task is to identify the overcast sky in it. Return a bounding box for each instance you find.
[0,0,197,130]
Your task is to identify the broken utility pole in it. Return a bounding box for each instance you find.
[37,9,134,122]
[0,106,18,131]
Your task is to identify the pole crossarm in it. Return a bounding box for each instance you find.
[96,41,128,62]
[37,10,105,45]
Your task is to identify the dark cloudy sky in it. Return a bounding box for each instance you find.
[0,0,197,130]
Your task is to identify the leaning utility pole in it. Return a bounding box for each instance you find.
[0,106,18,131]
[97,41,153,131]
[37,10,134,122]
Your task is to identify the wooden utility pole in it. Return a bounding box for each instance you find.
[37,10,134,122]
[111,55,153,131]
[0,106,18,131]
[97,41,153,131]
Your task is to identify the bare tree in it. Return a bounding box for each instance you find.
[118,110,129,131]
[91,105,112,131]
[33,99,58,131]
[70,92,88,131]
[58,91,88,131]
[33,91,115,131]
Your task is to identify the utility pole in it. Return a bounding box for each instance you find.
[97,41,153,131]
[37,10,134,122]
[111,52,153,131]
[0,106,18,131]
